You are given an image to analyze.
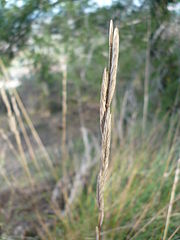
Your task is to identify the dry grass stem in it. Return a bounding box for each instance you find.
[0,87,32,184]
[163,158,180,240]
[11,95,40,171]
[62,62,67,166]
[142,16,151,132]
[96,20,119,240]
[14,90,56,175]
[0,128,19,159]
[167,226,180,240]
[0,59,55,176]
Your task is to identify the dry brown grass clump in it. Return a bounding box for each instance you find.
[96,20,119,240]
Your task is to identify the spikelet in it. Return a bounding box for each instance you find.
[107,27,119,107]
[100,68,108,133]
[108,20,114,74]
[96,20,119,240]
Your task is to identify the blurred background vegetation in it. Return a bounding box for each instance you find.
[0,0,180,239]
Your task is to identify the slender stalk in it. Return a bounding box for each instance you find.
[59,60,69,209]
[142,16,151,133]
[163,158,180,240]
[62,63,67,162]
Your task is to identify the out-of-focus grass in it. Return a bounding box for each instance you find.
[52,116,180,240]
